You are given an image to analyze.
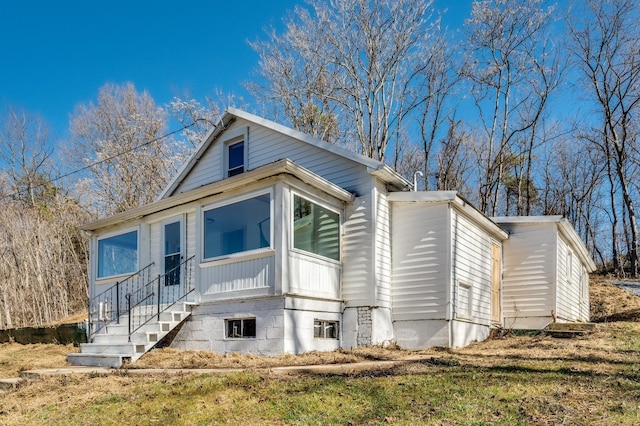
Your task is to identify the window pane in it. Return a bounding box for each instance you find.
[97,230,138,278]
[204,194,271,258]
[164,221,181,256]
[242,319,256,337]
[228,141,244,176]
[293,195,340,260]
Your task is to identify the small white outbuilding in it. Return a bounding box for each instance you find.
[390,192,508,349]
[492,216,597,329]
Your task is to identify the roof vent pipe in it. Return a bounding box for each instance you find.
[413,171,423,192]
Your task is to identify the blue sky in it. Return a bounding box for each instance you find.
[0,0,470,140]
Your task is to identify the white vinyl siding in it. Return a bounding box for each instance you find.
[149,221,162,279]
[556,235,584,322]
[451,210,494,325]
[289,252,341,299]
[499,223,556,327]
[391,202,449,321]
[342,192,376,307]
[374,183,392,308]
[176,141,224,193]
[201,255,275,298]
[175,119,371,195]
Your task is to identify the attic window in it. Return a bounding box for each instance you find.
[227,140,244,177]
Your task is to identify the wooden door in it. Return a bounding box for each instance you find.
[491,243,502,324]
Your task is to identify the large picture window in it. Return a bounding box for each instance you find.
[203,193,271,259]
[293,195,340,261]
[97,230,138,278]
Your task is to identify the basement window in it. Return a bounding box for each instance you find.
[226,318,256,338]
[314,319,339,339]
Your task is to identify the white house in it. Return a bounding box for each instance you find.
[67,109,596,368]
[492,216,597,329]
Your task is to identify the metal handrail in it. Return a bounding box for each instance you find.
[127,255,195,340]
[87,262,155,341]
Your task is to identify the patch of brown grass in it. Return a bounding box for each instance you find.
[0,343,78,378]
[46,311,87,326]
[131,345,409,370]
[590,277,640,322]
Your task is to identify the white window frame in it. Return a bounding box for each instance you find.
[456,281,473,320]
[201,189,274,263]
[567,249,574,284]
[223,126,249,179]
[290,190,342,263]
[95,227,140,280]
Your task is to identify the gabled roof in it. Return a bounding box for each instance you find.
[158,108,411,199]
[388,191,509,240]
[492,216,597,272]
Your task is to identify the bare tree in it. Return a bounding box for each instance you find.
[248,0,439,161]
[569,0,640,276]
[434,119,472,193]
[415,32,460,190]
[0,107,89,329]
[0,107,54,208]
[462,0,561,216]
[68,83,183,215]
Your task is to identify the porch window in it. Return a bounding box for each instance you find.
[203,193,271,259]
[226,318,256,338]
[314,319,339,339]
[97,230,138,278]
[293,195,340,261]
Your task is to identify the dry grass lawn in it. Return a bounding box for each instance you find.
[0,277,639,425]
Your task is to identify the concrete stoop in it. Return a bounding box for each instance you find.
[67,304,191,368]
[546,322,597,338]
[0,377,26,392]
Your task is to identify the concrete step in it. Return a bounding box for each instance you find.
[69,307,191,368]
[67,353,130,368]
[0,377,26,391]
[92,332,149,345]
[78,343,139,355]
[546,322,596,338]
[548,322,596,332]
